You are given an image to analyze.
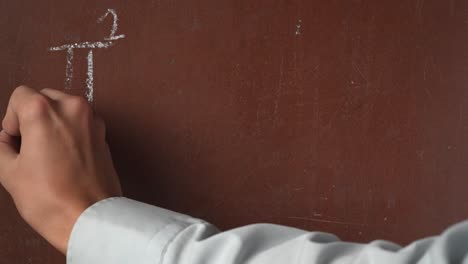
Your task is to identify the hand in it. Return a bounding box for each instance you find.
[0,86,122,254]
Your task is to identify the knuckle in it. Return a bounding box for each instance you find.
[67,96,91,116]
[14,85,30,93]
[24,95,51,119]
[11,85,30,101]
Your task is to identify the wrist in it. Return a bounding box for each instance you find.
[26,200,91,255]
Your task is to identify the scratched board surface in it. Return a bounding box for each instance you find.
[1,0,468,262]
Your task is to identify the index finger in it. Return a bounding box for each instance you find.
[0,130,18,188]
[2,86,51,136]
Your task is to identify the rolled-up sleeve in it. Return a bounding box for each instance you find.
[67,197,468,264]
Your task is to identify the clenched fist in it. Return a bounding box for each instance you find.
[0,86,122,254]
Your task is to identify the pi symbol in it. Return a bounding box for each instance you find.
[49,9,126,102]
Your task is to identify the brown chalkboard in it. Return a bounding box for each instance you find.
[1,0,468,263]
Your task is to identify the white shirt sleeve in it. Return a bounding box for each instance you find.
[66,197,468,264]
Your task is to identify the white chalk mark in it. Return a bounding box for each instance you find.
[98,9,126,40]
[295,19,302,35]
[49,41,115,51]
[65,48,74,89]
[49,40,115,99]
[49,8,125,102]
[86,50,94,102]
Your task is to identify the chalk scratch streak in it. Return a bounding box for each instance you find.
[286,216,366,226]
[352,61,368,84]
[416,0,426,24]
[273,55,285,119]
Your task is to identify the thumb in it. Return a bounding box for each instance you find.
[0,130,18,187]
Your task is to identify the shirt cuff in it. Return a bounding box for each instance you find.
[66,197,201,264]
